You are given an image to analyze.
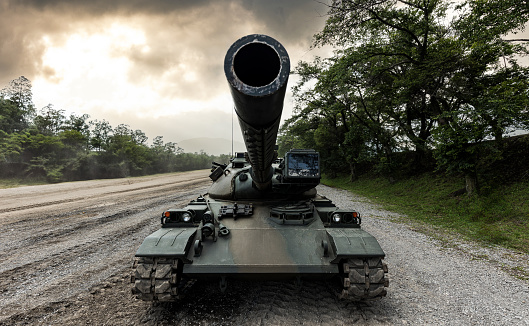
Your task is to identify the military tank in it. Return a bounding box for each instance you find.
[131,34,388,302]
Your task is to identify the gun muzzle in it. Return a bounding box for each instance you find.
[224,34,290,190]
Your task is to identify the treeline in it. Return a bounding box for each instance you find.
[279,0,529,196]
[0,76,229,182]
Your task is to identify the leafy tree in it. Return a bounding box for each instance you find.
[113,123,132,137]
[0,131,25,177]
[458,0,529,41]
[285,0,529,194]
[0,76,36,133]
[0,98,27,133]
[132,129,148,145]
[21,130,65,182]
[148,136,185,173]
[64,113,91,135]
[430,0,529,195]
[89,119,112,151]
[318,0,458,163]
[33,105,66,135]
[92,124,152,177]
[173,151,215,171]
[0,77,261,182]
[287,0,458,180]
[0,76,35,123]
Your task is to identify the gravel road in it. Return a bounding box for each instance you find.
[0,171,528,325]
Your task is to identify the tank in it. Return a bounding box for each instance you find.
[131,34,388,301]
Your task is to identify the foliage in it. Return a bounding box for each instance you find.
[322,169,529,253]
[283,0,529,195]
[0,77,229,183]
[0,76,35,133]
[457,0,529,40]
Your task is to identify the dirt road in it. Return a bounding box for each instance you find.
[0,171,528,325]
[0,171,211,325]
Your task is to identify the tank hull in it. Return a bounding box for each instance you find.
[133,195,388,300]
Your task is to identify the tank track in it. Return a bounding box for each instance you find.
[131,257,190,302]
[131,257,388,302]
[340,257,389,300]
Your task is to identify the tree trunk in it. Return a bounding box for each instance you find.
[465,172,479,197]
[383,144,395,183]
[413,146,429,171]
[349,161,357,182]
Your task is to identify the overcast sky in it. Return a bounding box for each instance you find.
[0,0,331,151]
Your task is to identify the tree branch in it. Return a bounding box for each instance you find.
[367,8,424,49]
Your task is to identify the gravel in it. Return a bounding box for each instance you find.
[1,175,528,325]
[317,185,529,326]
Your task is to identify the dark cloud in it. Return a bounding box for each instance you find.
[0,0,327,87]
[238,0,328,45]
[0,3,72,87]
[16,0,211,15]
[0,0,328,143]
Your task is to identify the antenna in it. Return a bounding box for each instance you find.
[231,106,234,157]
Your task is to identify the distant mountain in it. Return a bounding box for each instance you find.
[177,137,246,156]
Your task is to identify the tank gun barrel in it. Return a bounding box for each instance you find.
[224,34,290,190]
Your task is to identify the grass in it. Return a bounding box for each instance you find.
[0,177,48,189]
[322,173,529,254]
[0,170,197,189]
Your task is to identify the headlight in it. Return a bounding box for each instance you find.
[182,212,192,222]
[332,213,341,223]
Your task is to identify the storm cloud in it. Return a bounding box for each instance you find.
[0,0,328,88]
[0,0,330,147]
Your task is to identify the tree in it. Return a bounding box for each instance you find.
[0,76,35,118]
[89,119,112,151]
[93,124,153,177]
[21,130,65,182]
[0,98,26,133]
[0,76,36,132]
[289,1,453,177]
[33,105,66,135]
[430,0,529,195]
[0,130,24,176]
[286,0,529,193]
[132,129,148,145]
[0,74,227,181]
[64,113,91,135]
[458,0,529,41]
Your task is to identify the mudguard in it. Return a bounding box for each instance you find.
[326,228,385,263]
[135,228,196,259]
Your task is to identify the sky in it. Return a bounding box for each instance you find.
[0,0,331,152]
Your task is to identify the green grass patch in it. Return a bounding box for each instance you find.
[0,170,201,189]
[322,173,529,253]
[0,177,48,189]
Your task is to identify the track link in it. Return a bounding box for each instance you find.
[340,257,389,300]
[131,257,182,302]
[132,256,388,302]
